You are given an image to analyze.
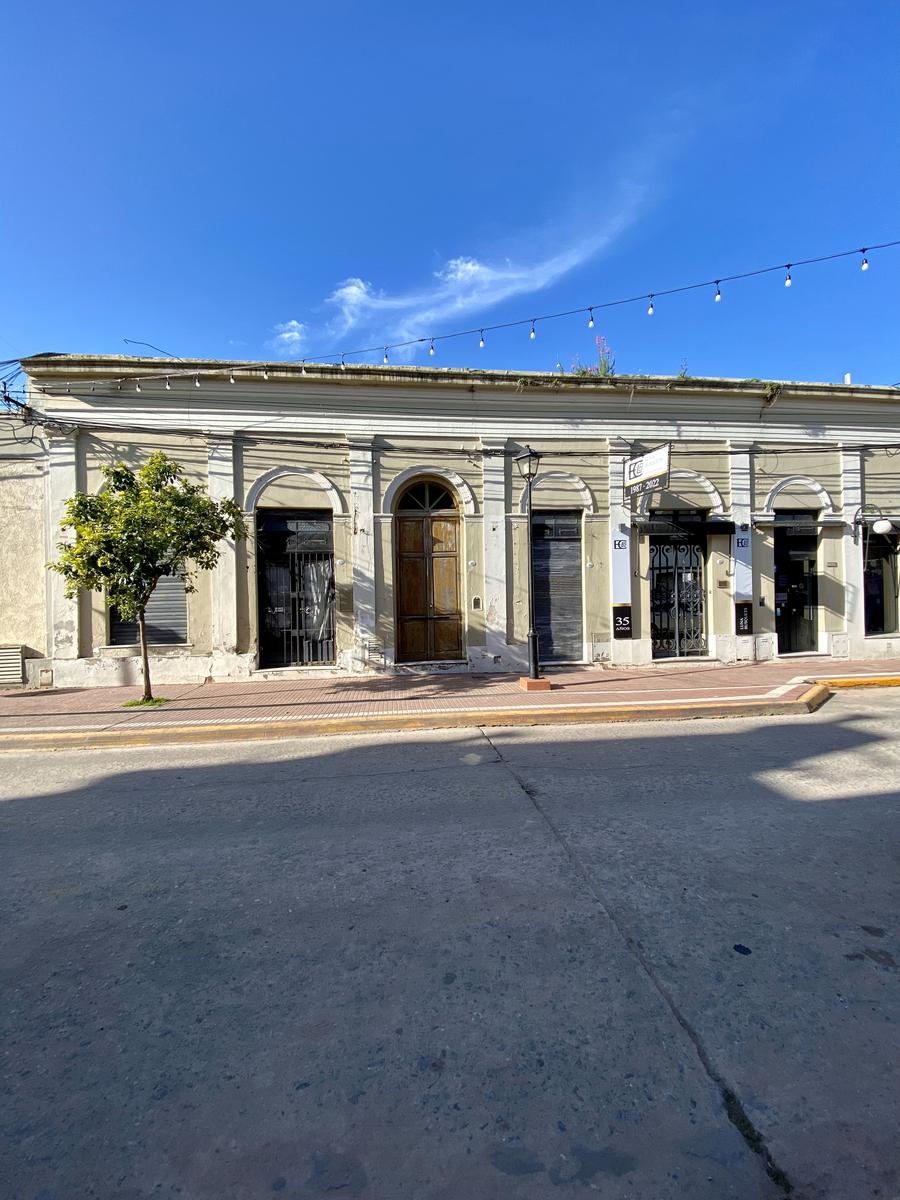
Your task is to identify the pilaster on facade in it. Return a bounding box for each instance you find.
[841,445,865,650]
[207,436,239,657]
[46,432,81,660]
[607,445,636,663]
[729,442,758,660]
[481,438,509,663]
[349,438,376,669]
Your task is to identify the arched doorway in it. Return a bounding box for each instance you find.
[394,479,463,662]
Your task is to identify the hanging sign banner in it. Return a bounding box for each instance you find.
[623,444,671,500]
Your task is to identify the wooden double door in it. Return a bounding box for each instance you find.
[395,512,463,662]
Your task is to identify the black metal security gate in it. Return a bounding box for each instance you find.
[257,511,336,667]
[649,535,707,658]
[532,510,584,663]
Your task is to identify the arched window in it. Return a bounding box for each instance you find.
[395,479,459,513]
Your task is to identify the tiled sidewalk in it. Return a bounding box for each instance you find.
[2,658,899,749]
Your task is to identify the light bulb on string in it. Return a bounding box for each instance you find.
[530,321,536,340]
[195,374,200,388]
[165,377,171,390]
[714,282,722,302]
[479,330,485,349]
[263,367,269,380]
[383,348,389,365]
[647,295,654,316]
[784,265,792,288]
[340,355,346,371]
[429,339,435,356]
[300,362,306,376]
[136,380,141,393]
[860,250,869,271]
[229,370,235,384]
[588,308,594,329]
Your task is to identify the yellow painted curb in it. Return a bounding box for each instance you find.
[817,675,900,690]
[0,689,831,753]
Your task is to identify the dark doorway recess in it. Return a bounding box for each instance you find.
[395,480,463,663]
[774,513,819,653]
[257,510,336,667]
[532,510,584,663]
[864,532,899,635]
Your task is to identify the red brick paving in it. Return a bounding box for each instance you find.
[2,659,898,736]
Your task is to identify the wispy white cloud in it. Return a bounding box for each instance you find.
[268,319,307,357]
[323,203,640,354]
[270,132,680,360]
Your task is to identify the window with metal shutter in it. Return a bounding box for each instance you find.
[109,575,188,645]
[532,510,584,663]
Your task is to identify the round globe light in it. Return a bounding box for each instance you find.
[872,518,893,535]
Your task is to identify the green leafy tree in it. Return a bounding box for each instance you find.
[50,451,247,702]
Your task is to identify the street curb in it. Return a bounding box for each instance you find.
[0,685,834,752]
[818,675,900,689]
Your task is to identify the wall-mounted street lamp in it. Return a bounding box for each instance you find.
[515,445,543,684]
[853,504,895,543]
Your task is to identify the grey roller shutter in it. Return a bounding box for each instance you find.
[532,511,584,663]
[110,575,188,645]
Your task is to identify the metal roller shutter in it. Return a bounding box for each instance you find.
[110,575,188,645]
[532,511,584,663]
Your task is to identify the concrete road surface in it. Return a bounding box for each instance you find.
[2,691,898,1199]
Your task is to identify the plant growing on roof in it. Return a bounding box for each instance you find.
[569,335,617,378]
[50,451,247,702]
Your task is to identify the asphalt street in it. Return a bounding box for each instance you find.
[2,691,899,1199]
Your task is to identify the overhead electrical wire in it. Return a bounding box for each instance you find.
[18,236,899,392]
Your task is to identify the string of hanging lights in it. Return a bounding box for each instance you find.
[25,237,900,393]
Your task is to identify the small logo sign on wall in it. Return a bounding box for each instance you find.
[623,444,671,500]
[613,605,633,639]
[735,602,753,635]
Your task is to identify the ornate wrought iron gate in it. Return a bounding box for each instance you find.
[649,537,707,658]
[257,512,336,667]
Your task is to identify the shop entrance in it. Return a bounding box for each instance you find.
[532,510,584,663]
[774,514,819,653]
[395,479,463,663]
[648,521,708,659]
[257,510,336,667]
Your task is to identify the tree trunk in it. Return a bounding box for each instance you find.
[137,607,153,701]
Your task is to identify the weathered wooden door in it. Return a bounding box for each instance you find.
[395,481,463,662]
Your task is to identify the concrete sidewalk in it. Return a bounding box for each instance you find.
[3,658,900,750]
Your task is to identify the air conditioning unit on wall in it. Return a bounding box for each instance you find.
[0,645,24,685]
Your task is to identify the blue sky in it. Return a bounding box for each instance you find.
[3,2,898,384]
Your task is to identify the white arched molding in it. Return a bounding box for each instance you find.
[761,475,838,515]
[637,468,726,516]
[516,471,595,514]
[244,466,346,514]
[382,466,477,515]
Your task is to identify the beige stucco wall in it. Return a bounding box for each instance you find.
[752,530,776,637]
[81,432,215,654]
[240,441,350,511]
[754,448,842,512]
[862,451,900,511]
[0,434,48,658]
[375,445,482,512]
[819,526,845,632]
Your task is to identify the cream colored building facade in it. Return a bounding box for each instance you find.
[2,354,899,688]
